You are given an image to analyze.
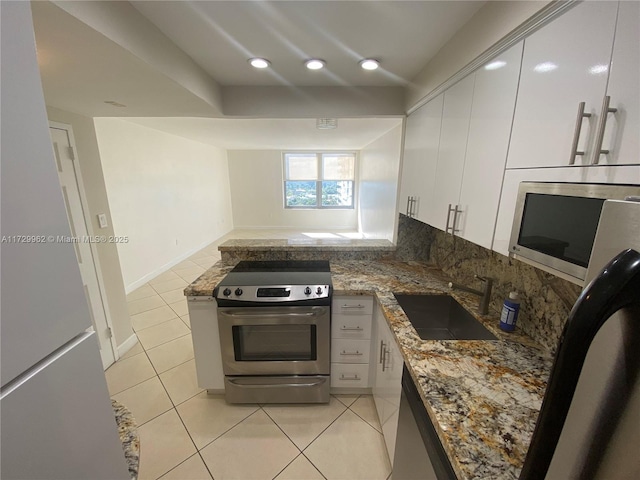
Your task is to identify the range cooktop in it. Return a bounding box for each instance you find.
[215,260,332,304]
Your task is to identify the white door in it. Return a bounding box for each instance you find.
[49,124,115,368]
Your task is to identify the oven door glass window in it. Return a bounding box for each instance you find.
[232,325,317,361]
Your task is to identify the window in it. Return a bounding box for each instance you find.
[284,152,355,209]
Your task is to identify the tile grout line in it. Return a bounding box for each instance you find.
[132,314,181,334]
[300,451,329,480]
[185,406,263,455]
[347,399,384,434]
[138,330,191,352]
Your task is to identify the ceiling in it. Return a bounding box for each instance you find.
[30,1,485,149]
[131,1,484,87]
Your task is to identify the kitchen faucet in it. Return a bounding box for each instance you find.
[448,275,493,315]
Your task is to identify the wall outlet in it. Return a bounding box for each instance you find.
[97,213,108,228]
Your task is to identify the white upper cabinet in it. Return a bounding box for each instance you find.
[427,74,475,231]
[456,42,523,249]
[593,1,639,166]
[507,1,618,169]
[398,94,443,221]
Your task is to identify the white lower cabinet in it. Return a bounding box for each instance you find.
[330,296,374,391]
[188,296,225,391]
[372,303,403,464]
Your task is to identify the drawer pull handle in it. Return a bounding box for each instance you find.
[340,350,363,356]
[341,304,366,309]
[339,374,361,381]
[379,340,386,364]
[340,326,363,331]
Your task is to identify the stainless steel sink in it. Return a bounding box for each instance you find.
[393,294,497,340]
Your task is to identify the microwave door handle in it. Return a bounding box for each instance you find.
[520,248,640,480]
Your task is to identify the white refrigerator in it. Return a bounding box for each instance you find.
[0,2,129,479]
[522,199,640,479]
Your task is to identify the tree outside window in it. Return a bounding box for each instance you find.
[284,153,355,209]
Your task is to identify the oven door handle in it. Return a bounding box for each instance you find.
[226,378,327,388]
[219,311,320,318]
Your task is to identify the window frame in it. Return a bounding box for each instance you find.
[283,151,357,210]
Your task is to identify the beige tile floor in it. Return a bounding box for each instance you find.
[106,230,391,480]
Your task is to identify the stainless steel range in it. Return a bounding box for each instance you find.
[214,260,332,404]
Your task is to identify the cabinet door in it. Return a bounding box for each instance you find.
[595,1,640,166]
[188,297,225,390]
[398,95,444,220]
[457,42,523,249]
[372,304,403,465]
[507,1,618,169]
[372,306,388,431]
[493,165,640,257]
[381,331,403,466]
[427,75,475,231]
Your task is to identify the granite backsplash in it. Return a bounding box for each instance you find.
[395,214,582,353]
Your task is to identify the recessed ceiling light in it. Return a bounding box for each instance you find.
[359,59,379,71]
[249,58,270,69]
[305,59,325,70]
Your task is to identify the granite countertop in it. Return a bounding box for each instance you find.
[185,259,552,480]
[218,238,396,251]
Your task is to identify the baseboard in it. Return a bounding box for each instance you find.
[124,235,225,294]
[117,334,139,359]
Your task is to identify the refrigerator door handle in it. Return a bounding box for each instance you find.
[520,248,640,480]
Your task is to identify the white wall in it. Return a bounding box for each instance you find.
[358,124,403,241]
[227,150,358,230]
[94,118,233,291]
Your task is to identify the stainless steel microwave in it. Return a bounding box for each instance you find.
[509,182,640,283]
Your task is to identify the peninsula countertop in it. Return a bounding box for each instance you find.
[184,259,552,480]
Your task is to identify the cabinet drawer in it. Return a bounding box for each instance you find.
[332,296,373,315]
[331,339,371,364]
[332,315,372,339]
[331,363,370,388]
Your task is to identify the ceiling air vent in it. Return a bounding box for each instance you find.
[316,118,338,130]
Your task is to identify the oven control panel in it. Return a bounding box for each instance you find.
[215,284,330,302]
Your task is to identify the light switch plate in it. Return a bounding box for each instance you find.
[97,213,108,229]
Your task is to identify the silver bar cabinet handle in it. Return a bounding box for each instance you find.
[340,374,361,381]
[451,205,462,236]
[340,326,363,331]
[446,204,454,233]
[568,102,592,164]
[382,348,390,372]
[379,340,386,364]
[341,304,365,309]
[340,350,363,356]
[406,196,411,216]
[592,95,617,164]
